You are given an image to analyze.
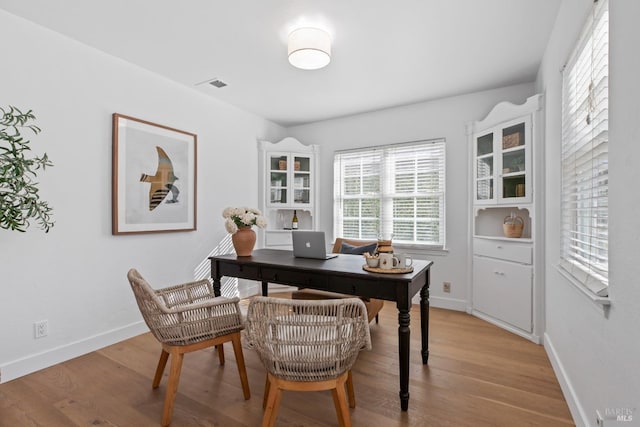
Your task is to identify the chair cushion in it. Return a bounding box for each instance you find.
[339,242,378,255]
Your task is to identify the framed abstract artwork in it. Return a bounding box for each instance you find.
[112,113,197,234]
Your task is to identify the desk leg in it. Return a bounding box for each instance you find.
[212,277,222,297]
[420,282,430,364]
[398,308,410,411]
[261,281,268,296]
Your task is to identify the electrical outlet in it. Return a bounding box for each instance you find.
[443,282,451,293]
[34,320,48,338]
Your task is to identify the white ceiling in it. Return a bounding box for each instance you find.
[0,1,560,127]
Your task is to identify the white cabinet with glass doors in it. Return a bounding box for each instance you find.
[467,94,543,344]
[258,138,319,249]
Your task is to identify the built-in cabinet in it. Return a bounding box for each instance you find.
[258,137,319,249]
[467,94,543,343]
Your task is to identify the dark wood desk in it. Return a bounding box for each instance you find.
[209,249,433,411]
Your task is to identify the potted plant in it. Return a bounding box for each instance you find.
[0,106,54,232]
[222,207,267,256]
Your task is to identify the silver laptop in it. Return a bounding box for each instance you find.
[292,231,338,260]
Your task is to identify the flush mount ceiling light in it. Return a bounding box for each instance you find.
[287,27,331,70]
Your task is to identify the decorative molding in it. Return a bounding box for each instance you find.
[470,309,541,344]
[427,295,468,312]
[544,333,584,426]
[469,94,542,133]
[0,321,148,384]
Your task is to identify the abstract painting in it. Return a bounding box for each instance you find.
[112,113,197,234]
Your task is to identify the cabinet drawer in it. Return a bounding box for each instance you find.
[474,238,532,264]
[473,256,532,332]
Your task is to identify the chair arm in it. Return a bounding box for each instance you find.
[154,279,241,315]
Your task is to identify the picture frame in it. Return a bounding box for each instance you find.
[112,113,197,235]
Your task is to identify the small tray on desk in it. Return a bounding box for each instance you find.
[362,265,414,274]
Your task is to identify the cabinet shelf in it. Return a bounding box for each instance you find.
[473,234,533,243]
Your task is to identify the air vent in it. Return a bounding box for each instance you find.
[208,79,227,88]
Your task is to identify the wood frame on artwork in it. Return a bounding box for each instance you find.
[112,113,197,235]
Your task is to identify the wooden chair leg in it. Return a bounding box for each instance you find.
[231,333,250,399]
[262,375,271,409]
[346,370,355,408]
[153,349,170,389]
[332,374,351,427]
[161,348,184,427]
[262,374,282,427]
[216,344,225,365]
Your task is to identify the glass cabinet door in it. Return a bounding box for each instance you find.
[500,122,527,200]
[269,154,288,204]
[267,153,313,207]
[475,133,495,203]
[293,155,311,205]
[474,117,531,205]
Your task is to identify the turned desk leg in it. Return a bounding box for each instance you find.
[420,281,430,364]
[398,307,410,411]
[212,277,222,297]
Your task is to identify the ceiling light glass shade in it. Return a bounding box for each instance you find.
[288,27,331,70]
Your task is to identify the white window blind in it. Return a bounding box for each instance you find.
[560,0,609,296]
[334,139,445,247]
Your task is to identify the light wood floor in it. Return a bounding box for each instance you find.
[0,299,574,426]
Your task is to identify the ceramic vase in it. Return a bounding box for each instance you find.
[232,226,256,256]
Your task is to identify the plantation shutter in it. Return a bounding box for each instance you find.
[333,149,382,239]
[334,139,445,247]
[560,0,609,296]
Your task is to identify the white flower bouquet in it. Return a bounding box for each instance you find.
[222,206,267,234]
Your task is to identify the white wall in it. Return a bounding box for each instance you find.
[287,83,535,309]
[536,0,640,425]
[0,11,286,382]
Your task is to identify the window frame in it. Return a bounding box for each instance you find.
[333,139,446,249]
[559,0,609,298]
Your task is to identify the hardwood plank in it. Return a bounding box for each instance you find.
[0,300,574,426]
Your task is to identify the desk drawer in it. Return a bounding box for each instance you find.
[261,268,328,288]
[474,238,532,264]
[218,263,260,280]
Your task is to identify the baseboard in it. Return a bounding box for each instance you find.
[544,333,586,426]
[0,321,148,384]
[470,309,541,344]
[428,295,467,311]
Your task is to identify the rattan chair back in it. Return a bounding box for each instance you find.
[246,296,371,382]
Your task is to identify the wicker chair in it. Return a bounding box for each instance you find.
[127,269,250,426]
[246,296,372,427]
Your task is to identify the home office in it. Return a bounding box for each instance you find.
[1,1,638,426]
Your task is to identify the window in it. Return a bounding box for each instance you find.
[560,0,608,296]
[333,139,445,248]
